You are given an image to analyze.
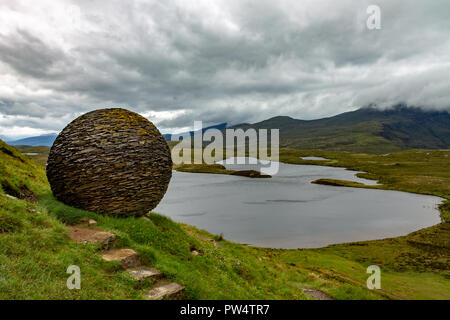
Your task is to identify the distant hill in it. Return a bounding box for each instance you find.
[164,123,227,141]
[7,106,450,153]
[7,133,57,147]
[5,123,229,147]
[231,105,450,153]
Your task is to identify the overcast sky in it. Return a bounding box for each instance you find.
[1,0,449,139]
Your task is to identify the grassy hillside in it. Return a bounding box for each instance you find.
[0,139,449,299]
[232,106,450,154]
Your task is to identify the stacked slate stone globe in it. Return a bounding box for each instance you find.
[47,108,172,217]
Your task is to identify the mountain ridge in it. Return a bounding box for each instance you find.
[6,106,450,153]
[6,133,57,147]
[231,105,450,153]
[164,122,227,141]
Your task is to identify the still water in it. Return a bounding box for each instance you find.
[155,158,442,248]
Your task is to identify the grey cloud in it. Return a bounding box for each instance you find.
[0,0,449,139]
[0,29,67,79]
[355,65,450,109]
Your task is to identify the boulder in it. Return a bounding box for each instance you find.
[46,108,172,217]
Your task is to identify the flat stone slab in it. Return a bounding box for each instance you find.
[127,266,161,281]
[67,225,117,250]
[5,194,19,200]
[101,248,140,269]
[144,282,185,300]
[190,249,204,256]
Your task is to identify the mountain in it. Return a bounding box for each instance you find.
[231,105,450,153]
[7,133,57,147]
[8,106,450,153]
[164,122,227,141]
[5,123,229,147]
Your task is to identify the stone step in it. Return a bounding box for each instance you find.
[67,225,117,250]
[101,248,140,269]
[144,282,185,300]
[190,249,204,256]
[127,266,162,281]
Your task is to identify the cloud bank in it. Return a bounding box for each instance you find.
[0,0,449,139]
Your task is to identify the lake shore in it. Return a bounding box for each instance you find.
[158,158,443,249]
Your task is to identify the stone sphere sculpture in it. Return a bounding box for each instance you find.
[47,108,172,217]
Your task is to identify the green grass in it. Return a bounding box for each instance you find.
[280,148,450,197]
[0,142,142,299]
[0,139,449,299]
[174,163,270,178]
[174,163,235,175]
[311,178,381,189]
[281,121,403,154]
[233,107,450,153]
[13,146,50,167]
